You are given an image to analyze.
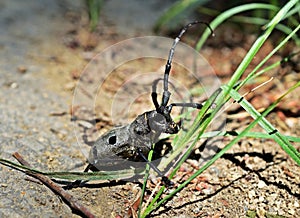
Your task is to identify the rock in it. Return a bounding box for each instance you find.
[257,180,266,188]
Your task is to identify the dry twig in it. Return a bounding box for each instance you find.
[12,152,96,218]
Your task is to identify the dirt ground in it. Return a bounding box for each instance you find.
[0,1,299,218]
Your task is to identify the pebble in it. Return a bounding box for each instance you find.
[275,200,282,208]
[78,120,94,129]
[278,209,285,215]
[64,82,75,91]
[17,66,27,73]
[258,196,264,202]
[288,208,295,215]
[10,82,18,89]
[257,180,266,188]
[202,188,213,195]
[209,167,220,176]
[248,190,256,199]
[38,137,46,142]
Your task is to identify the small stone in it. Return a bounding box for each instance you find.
[17,66,27,73]
[193,207,200,214]
[209,167,220,176]
[10,82,18,89]
[202,188,213,195]
[257,180,266,188]
[294,201,299,207]
[38,137,45,142]
[258,196,264,202]
[78,120,94,129]
[288,208,295,215]
[248,190,256,199]
[64,82,75,91]
[278,209,285,215]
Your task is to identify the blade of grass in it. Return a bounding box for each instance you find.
[222,82,300,164]
[195,3,279,51]
[154,0,210,32]
[160,2,299,173]
[0,157,139,180]
[142,2,299,216]
[142,80,300,217]
[86,0,103,31]
[141,87,224,218]
[229,16,300,44]
[158,87,222,171]
[197,4,300,45]
[200,131,300,143]
[236,23,300,89]
[208,0,298,118]
[138,149,154,217]
[226,0,298,90]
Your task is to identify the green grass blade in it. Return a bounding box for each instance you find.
[154,0,210,31]
[158,87,223,175]
[236,23,300,89]
[138,149,154,217]
[142,2,299,216]
[223,83,300,164]
[228,16,300,44]
[142,80,300,216]
[195,3,279,51]
[226,0,298,89]
[86,0,103,31]
[201,131,300,143]
[0,158,139,180]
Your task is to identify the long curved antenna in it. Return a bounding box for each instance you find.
[151,78,161,109]
[160,21,214,109]
[151,78,185,110]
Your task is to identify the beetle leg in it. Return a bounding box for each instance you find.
[137,148,173,187]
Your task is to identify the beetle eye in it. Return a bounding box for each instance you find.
[108,135,117,145]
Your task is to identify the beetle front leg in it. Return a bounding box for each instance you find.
[137,148,173,187]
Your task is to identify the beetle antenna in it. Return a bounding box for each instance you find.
[160,21,214,109]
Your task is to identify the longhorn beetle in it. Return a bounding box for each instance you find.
[82,21,214,186]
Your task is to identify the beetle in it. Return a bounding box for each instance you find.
[81,21,214,185]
